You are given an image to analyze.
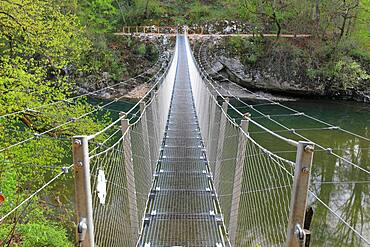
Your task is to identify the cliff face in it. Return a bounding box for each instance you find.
[216,55,370,102]
[194,37,370,103]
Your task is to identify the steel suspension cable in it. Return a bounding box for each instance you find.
[0,44,164,119]
[0,164,72,223]
[198,39,369,142]
[0,61,168,153]
[196,40,370,175]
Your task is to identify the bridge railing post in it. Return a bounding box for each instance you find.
[214,98,229,192]
[120,112,140,242]
[228,113,250,246]
[286,141,314,247]
[140,101,153,175]
[150,91,160,159]
[72,136,95,247]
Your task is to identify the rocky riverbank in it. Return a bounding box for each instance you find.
[192,36,370,103]
[75,35,174,100]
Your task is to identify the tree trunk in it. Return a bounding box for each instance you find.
[315,0,320,26]
[339,14,347,40]
[144,0,149,19]
[272,11,281,38]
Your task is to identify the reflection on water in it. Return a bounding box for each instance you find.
[230,98,370,246]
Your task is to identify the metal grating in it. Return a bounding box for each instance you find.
[142,215,222,247]
[140,36,224,246]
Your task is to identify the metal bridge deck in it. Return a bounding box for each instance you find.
[141,36,224,246]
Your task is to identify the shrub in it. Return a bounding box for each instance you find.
[333,58,369,89]
[137,43,147,57]
[17,223,72,247]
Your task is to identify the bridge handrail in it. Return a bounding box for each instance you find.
[87,35,179,140]
[0,165,72,223]
[190,36,370,246]
[184,35,299,147]
[198,39,368,142]
[196,39,370,176]
[71,35,180,246]
[0,41,164,120]
[184,33,316,246]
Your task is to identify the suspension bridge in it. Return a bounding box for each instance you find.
[1,33,369,247]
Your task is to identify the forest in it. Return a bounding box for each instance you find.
[0,0,369,246]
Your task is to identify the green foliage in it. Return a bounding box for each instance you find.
[81,34,126,80]
[307,56,369,90]
[0,0,90,114]
[189,1,211,22]
[17,223,72,247]
[123,0,166,25]
[79,0,119,33]
[77,1,127,81]
[137,43,147,56]
[227,36,264,65]
[333,59,369,89]
[0,0,114,245]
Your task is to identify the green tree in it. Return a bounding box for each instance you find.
[0,0,112,245]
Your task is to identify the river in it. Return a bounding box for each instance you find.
[230,98,370,246]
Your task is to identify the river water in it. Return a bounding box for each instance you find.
[231,98,370,246]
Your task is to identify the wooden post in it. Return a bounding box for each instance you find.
[120,112,139,242]
[136,26,138,33]
[72,136,95,247]
[213,98,229,192]
[286,141,314,247]
[140,102,153,175]
[228,113,250,245]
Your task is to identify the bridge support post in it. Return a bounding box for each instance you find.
[150,91,160,160]
[214,98,229,192]
[120,112,140,243]
[286,141,314,247]
[206,95,216,151]
[206,95,220,174]
[140,102,153,175]
[72,136,95,247]
[228,113,250,246]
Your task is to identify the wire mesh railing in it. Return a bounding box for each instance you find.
[71,36,179,246]
[3,33,367,247]
[0,39,170,246]
[184,34,315,247]
[194,37,370,246]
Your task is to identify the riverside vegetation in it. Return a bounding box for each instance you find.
[0,0,369,246]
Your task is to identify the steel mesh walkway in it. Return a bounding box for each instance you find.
[140,36,224,246]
